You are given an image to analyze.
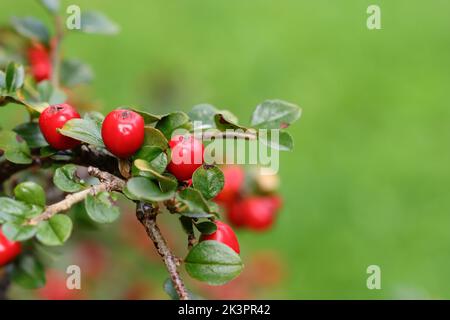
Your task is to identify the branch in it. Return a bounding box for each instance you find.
[28,166,125,225]
[0,145,121,184]
[0,268,11,300]
[136,202,189,300]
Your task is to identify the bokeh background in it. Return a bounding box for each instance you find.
[2,0,450,299]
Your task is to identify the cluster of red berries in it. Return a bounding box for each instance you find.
[215,165,283,231]
[36,104,241,254]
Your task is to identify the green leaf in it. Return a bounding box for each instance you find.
[83,111,104,124]
[155,112,191,139]
[13,122,48,148]
[11,255,46,289]
[37,80,67,104]
[251,99,301,129]
[40,145,57,157]
[5,62,25,92]
[85,192,120,224]
[195,221,217,235]
[58,118,104,147]
[2,221,38,241]
[0,198,41,222]
[11,16,50,44]
[258,130,293,151]
[179,216,194,234]
[192,165,224,200]
[214,111,247,131]
[36,214,73,246]
[0,130,32,164]
[185,240,243,285]
[40,0,60,14]
[14,181,46,207]
[125,177,175,202]
[188,104,218,130]
[80,11,120,35]
[143,126,169,150]
[53,164,85,192]
[180,212,214,218]
[163,278,201,300]
[132,146,168,174]
[60,59,93,87]
[133,159,175,189]
[131,108,161,124]
[0,70,5,89]
[177,188,211,214]
[5,143,32,164]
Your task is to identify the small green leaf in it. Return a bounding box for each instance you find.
[2,221,38,241]
[195,221,217,235]
[258,130,293,151]
[163,278,201,300]
[80,11,120,35]
[36,215,73,246]
[85,192,120,224]
[177,188,211,214]
[5,62,25,92]
[0,70,5,89]
[185,240,243,285]
[143,126,169,150]
[58,118,104,147]
[131,108,161,124]
[53,164,85,192]
[0,198,41,222]
[0,130,32,164]
[179,216,194,234]
[13,122,48,148]
[214,111,247,131]
[125,177,175,202]
[192,165,224,200]
[37,80,67,104]
[11,16,50,43]
[40,145,57,157]
[188,104,218,130]
[251,99,301,129]
[155,112,191,139]
[14,181,46,207]
[180,212,214,218]
[132,146,168,174]
[40,0,60,14]
[11,255,46,289]
[60,59,93,87]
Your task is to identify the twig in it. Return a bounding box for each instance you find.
[28,167,125,225]
[51,15,64,87]
[0,145,120,184]
[136,202,189,300]
[0,268,11,300]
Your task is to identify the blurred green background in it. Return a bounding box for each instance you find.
[2,0,450,299]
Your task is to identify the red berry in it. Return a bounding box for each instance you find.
[27,42,52,82]
[101,109,145,158]
[39,104,81,150]
[167,135,204,181]
[0,229,22,266]
[200,221,240,254]
[215,165,245,203]
[240,196,282,231]
[227,201,246,227]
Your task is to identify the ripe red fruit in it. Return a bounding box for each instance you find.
[239,196,282,231]
[200,221,240,254]
[0,229,22,266]
[39,104,81,150]
[215,165,245,203]
[167,135,204,181]
[27,42,52,82]
[101,109,145,158]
